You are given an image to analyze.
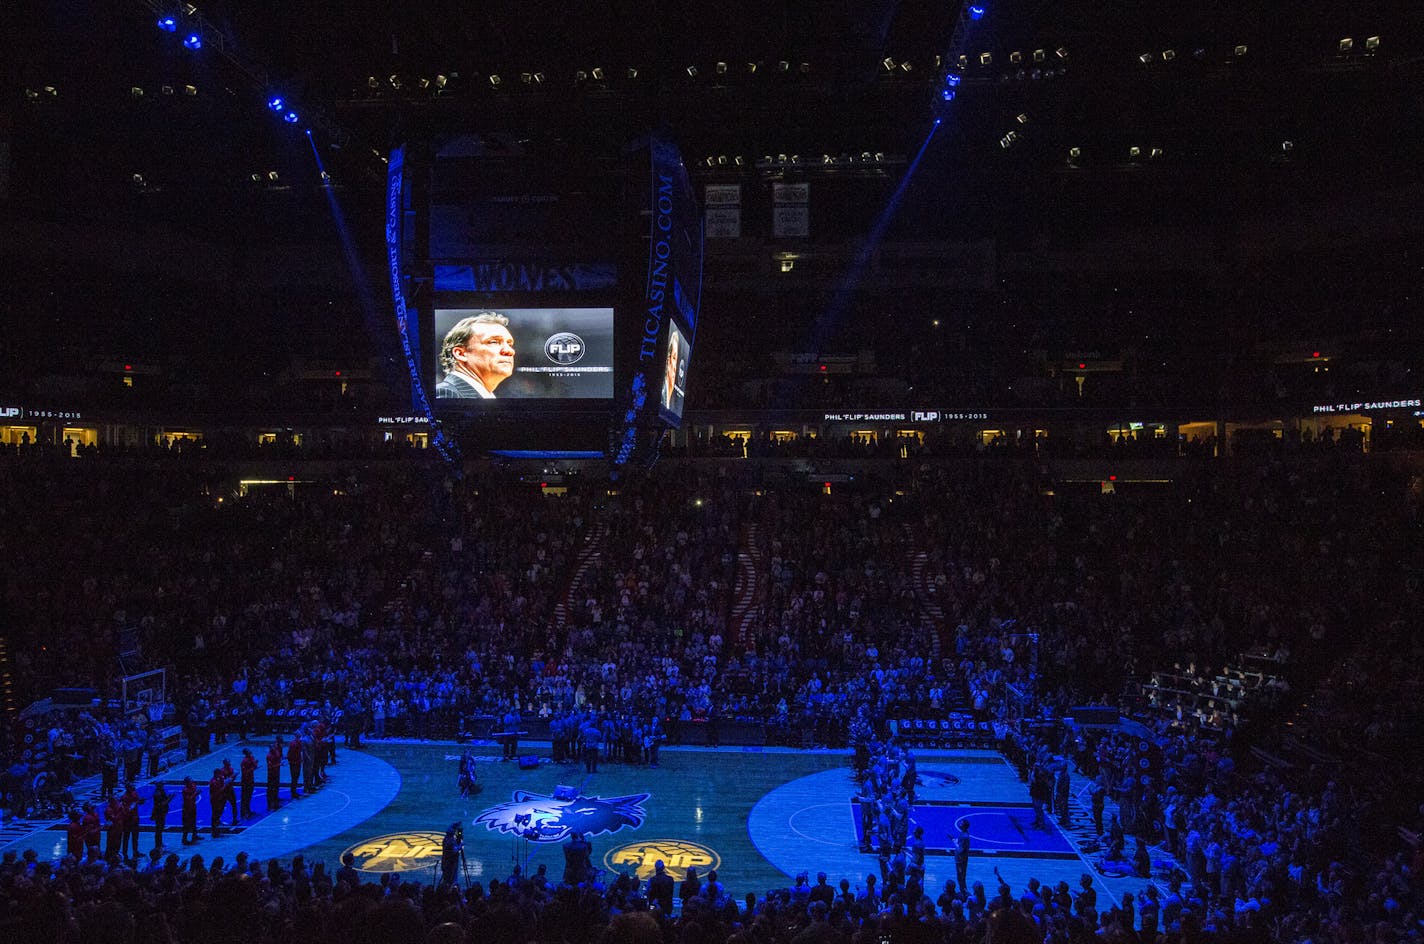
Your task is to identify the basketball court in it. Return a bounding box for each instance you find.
[1,740,1155,907]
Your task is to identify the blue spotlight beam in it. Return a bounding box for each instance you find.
[805,121,941,356]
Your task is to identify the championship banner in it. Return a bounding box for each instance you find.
[772,181,809,238]
[705,184,741,239]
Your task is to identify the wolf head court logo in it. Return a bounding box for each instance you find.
[475,789,650,843]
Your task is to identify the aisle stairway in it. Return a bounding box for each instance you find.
[552,522,609,633]
[729,522,766,650]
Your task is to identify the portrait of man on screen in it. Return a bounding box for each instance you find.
[437,312,516,399]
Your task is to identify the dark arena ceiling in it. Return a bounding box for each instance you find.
[6,0,1422,234]
[2,0,1422,400]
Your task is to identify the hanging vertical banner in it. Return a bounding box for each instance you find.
[705,184,742,238]
[387,147,456,461]
[772,181,809,237]
[614,135,704,462]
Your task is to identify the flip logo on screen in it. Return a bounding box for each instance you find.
[544,332,586,366]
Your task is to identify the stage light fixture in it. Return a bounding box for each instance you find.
[1150,147,1163,159]
[969,6,985,20]
[1162,49,1176,61]
[1129,145,1142,158]
[320,171,331,183]
[1033,49,1046,62]
[746,62,758,73]
[882,57,897,71]
[958,55,969,69]
[161,85,174,96]
[686,65,698,77]
[734,155,745,166]
[1054,47,1068,60]
[388,74,402,89]
[267,171,279,181]
[183,33,201,50]
[250,173,262,182]
[715,61,727,74]
[979,52,992,66]
[778,60,790,72]
[1138,53,1153,64]
[945,73,961,87]
[799,62,811,73]
[129,86,144,98]
[183,84,197,96]
[717,155,728,165]
[532,72,544,83]
[418,77,430,89]
[1365,36,1380,52]
[182,4,196,14]
[626,67,638,79]
[1234,45,1247,56]
[488,74,502,87]
[575,70,588,82]
[284,111,298,123]
[1009,51,1023,64]
[131,173,145,187]
[591,67,605,80]
[1068,146,1082,161]
[1338,37,1353,53]
[435,74,448,88]
[942,89,955,101]
[704,156,715,167]
[900,61,913,72]
[268,96,284,111]
[1281,140,1294,152]
[1016,113,1029,124]
[367,76,379,89]
[156,16,176,32]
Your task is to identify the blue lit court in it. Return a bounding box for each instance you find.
[1,742,1153,906]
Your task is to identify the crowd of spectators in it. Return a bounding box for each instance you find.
[0,449,1421,942]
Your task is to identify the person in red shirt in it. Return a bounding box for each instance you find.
[120,783,142,860]
[81,802,102,859]
[220,757,239,825]
[64,810,86,861]
[181,776,200,844]
[266,739,283,811]
[104,796,124,859]
[287,735,304,798]
[208,768,225,838]
[239,748,258,818]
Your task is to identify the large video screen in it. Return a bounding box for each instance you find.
[658,320,691,423]
[434,307,615,401]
